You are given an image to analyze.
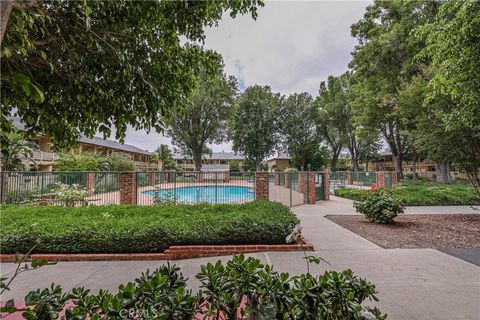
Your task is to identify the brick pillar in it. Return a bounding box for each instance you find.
[255,171,269,200]
[324,173,330,200]
[376,172,385,189]
[149,172,157,186]
[274,173,280,185]
[223,172,230,183]
[196,172,204,182]
[120,172,137,204]
[86,172,95,197]
[0,172,8,203]
[284,172,290,189]
[303,172,316,204]
[347,171,353,185]
[299,172,306,193]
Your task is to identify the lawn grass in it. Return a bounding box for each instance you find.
[334,180,480,206]
[0,200,299,254]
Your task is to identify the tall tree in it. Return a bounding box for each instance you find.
[409,0,480,191]
[315,75,347,172]
[166,67,237,171]
[151,144,173,171]
[350,0,440,178]
[230,85,280,171]
[1,0,262,148]
[279,93,320,171]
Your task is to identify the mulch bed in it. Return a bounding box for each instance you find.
[326,214,480,249]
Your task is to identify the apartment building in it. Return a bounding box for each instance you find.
[172,151,245,171]
[11,117,157,171]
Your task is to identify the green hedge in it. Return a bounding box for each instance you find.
[334,180,480,206]
[0,201,299,254]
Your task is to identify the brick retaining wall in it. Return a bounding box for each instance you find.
[0,243,314,262]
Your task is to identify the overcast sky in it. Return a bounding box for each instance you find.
[121,1,370,153]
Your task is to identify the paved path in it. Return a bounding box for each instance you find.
[320,195,480,215]
[1,200,479,320]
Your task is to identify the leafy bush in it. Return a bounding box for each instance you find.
[4,255,385,320]
[56,152,135,172]
[353,185,404,224]
[335,180,480,206]
[100,153,135,171]
[0,201,299,254]
[55,153,101,171]
[153,190,180,205]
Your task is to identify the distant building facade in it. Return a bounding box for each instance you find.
[267,154,292,171]
[10,117,157,171]
[172,152,245,171]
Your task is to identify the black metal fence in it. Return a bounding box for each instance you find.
[136,171,255,205]
[0,171,120,205]
[329,171,393,192]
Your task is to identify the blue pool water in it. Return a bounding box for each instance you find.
[143,186,254,203]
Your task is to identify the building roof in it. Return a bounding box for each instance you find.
[10,116,152,156]
[173,152,245,160]
[79,136,152,156]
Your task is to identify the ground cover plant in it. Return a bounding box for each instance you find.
[0,201,299,254]
[1,255,385,320]
[335,180,480,206]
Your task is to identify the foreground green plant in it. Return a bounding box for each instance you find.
[5,255,385,320]
[354,184,404,224]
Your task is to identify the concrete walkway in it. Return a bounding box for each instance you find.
[1,200,479,319]
[320,195,480,215]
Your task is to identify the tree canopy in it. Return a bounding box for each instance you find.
[1,0,262,148]
[166,66,237,171]
[230,85,280,171]
[278,93,321,171]
[349,0,440,177]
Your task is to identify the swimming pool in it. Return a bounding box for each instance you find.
[143,186,255,203]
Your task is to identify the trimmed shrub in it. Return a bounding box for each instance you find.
[354,185,404,224]
[0,201,299,254]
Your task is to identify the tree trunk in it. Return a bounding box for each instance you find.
[392,153,404,179]
[435,162,451,184]
[365,160,369,172]
[352,157,359,172]
[255,156,261,171]
[193,151,202,171]
[412,152,417,180]
[331,153,339,172]
[0,0,13,46]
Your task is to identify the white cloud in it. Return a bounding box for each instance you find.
[204,0,369,95]
[123,1,370,151]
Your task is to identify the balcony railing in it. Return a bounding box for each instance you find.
[134,161,159,170]
[33,150,57,163]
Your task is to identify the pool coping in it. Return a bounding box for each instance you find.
[0,243,314,262]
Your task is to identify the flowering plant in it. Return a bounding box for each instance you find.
[354,185,404,224]
[286,224,305,244]
[52,183,89,206]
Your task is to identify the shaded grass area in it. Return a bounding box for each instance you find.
[334,180,480,206]
[0,201,299,254]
